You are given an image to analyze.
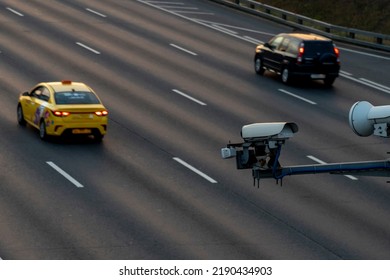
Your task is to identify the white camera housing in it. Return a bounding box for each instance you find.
[241,122,298,142]
[349,101,390,137]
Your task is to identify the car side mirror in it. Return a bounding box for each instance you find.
[264,42,274,50]
[22,91,30,96]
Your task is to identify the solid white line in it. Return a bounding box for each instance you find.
[359,78,390,91]
[76,42,101,54]
[243,36,263,44]
[340,73,390,94]
[196,20,275,36]
[170,43,197,56]
[339,46,390,61]
[147,1,184,3]
[172,89,206,106]
[340,70,353,76]
[173,157,217,183]
[211,24,238,35]
[6,7,24,16]
[174,11,214,15]
[46,161,84,188]
[86,8,107,18]
[307,155,358,180]
[278,89,317,105]
[137,0,268,45]
[160,6,198,9]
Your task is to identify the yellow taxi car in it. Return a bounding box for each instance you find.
[17,81,108,141]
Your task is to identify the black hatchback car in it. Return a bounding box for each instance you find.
[254,33,340,86]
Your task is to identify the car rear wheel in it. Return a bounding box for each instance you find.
[254,56,265,75]
[324,76,336,87]
[281,67,290,84]
[39,121,48,140]
[17,104,26,126]
[93,132,104,143]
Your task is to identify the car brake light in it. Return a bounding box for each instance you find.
[53,111,70,117]
[95,110,108,116]
[334,46,340,63]
[297,43,304,63]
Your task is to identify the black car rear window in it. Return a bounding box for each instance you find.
[55,91,101,105]
[303,41,334,56]
[285,39,300,55]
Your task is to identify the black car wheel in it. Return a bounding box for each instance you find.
[324,76,336,87]
[17,104,26,126]
[93,132,104,143]
[39,121,48,140]
[254,56,265,75]
[281,67,290,84]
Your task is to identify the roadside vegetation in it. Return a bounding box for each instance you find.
[258,0,390,34]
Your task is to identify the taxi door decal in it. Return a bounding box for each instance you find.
[33,104,46,125]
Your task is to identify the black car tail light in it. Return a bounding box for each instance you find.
[297,42,305,63]
[334,45,340,63]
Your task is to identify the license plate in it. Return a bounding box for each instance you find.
[72,128,91,134]
[73,114,94,119]
[311,74,326,79]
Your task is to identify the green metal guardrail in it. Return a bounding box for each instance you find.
[209,0,390,51]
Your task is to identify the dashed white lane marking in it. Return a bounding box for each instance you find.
[170,43,197,56]
[6,7,24,16]
[76,42,101,55]
[86,8,107,18]
[173,157,217,183]
[172,89,207,106]
[307,155,358,180]
[278,89,317,105]
[46,161,84,188]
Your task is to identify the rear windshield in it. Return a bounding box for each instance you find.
[55,91,101,105]
[303,41,334,56]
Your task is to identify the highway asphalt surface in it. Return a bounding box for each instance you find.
[0,0,390,259]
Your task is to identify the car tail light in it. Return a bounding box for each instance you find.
[334,45,340,63]
[53,111,70,117]
[95,110,108,116]
[297,43,304,63]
